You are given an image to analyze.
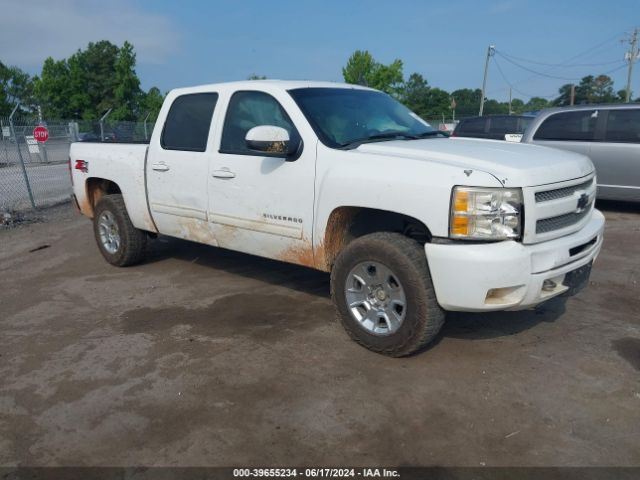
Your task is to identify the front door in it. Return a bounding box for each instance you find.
[208,90,316,267]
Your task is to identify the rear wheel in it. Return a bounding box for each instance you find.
[330,232,445,357]
[93,194,147,267]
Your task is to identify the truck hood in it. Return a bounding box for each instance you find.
[356,137,594,187]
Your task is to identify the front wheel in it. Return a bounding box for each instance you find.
[330,232,445,357]
[93,194,147,267]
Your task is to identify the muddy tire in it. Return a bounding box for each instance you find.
[330,232,445,357]
[93,194,147,267]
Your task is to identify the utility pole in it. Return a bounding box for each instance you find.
[508,87,512,115]
[570,84,575,105]
[479,45,495,116]
[624,28,639,103]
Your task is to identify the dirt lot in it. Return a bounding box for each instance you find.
[1,201,639,467]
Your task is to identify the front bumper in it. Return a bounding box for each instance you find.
[425,209,605,311]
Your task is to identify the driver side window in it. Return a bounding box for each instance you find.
[220,91,296,155]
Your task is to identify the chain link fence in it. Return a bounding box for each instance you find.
[0,110,474,213]
[0,115,154,213]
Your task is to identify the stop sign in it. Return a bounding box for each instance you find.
[33,125,49,143]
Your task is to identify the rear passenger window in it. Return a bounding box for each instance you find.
[161,93,218,152]
[220,91,296,155]
[604,109,640,143]
[534,110,597,141]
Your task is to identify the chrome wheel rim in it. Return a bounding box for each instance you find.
[98,211,121,254]
[345,261,407,336]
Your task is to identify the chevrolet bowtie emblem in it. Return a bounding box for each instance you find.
[576,193,589,213]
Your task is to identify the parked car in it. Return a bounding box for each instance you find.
[521,104,640,202]
[77,131,117,142]
[69,80,603,356]
[77,132,100,142]
[452,114,535,141]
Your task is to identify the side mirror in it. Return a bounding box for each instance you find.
[245,125,301,160]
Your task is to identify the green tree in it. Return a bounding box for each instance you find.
[247,74,267,80]
[66,53,91,118]
[617,89,628,102]
[482,99,509,115]
[554,83,574,106]
[449,88,482,116]
[82,40,120,117]
[400,73,431,116]
[592,75,616,103]
[112,41,141,120]
[0,62,8,115]
[0,61,36,115]
[555,74,619,106]
[509,98,525,113]
[33,40,145,119]
[398,74,451,119]
[342,50,403,95]
[34,57,71,117]
[141,86,165,120]
[422,87,453,118]
[524,96,551,112]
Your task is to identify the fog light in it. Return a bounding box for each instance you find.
[485,285,526,305]
[542,279,557,292]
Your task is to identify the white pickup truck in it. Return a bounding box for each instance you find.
[70,80,604,356]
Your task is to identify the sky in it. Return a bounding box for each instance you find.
[0,0,638,102]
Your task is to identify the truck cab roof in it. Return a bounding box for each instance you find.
[168,80,375,97]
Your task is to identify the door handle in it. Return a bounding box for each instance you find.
[212,169,236,179]
[151,163,170,172]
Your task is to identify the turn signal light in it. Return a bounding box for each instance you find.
[453,190,469,213]
[451,216,469,236]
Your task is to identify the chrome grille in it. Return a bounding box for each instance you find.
[536,202,593,234]
[535,178,594,203]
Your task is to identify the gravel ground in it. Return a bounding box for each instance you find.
[1,201,639,467]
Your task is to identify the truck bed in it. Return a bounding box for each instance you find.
[70,142,156,232]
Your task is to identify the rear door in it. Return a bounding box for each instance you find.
[530,109,598,157]
[207,90,317,267]
[146,92,219,243]
[590,108,640,201]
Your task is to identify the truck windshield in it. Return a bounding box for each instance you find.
[288,87,439,149]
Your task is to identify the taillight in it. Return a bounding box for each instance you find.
[75,160,88,173]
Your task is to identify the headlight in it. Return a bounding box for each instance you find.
[450,186,523,240]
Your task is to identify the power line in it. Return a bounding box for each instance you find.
[483,30,633,102]
[492,55,627,100]
[555,30,628,65]
[497,51,622,68]
[492,30,629,92]
[494,52,582,81]
[603,62,630,76]
[492,56,558,99]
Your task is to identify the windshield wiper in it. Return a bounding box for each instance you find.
[339,130,447,149]
[414,130,448,138]
[339,132,419,149]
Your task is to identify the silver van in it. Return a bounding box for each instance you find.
[521,104,640,202]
